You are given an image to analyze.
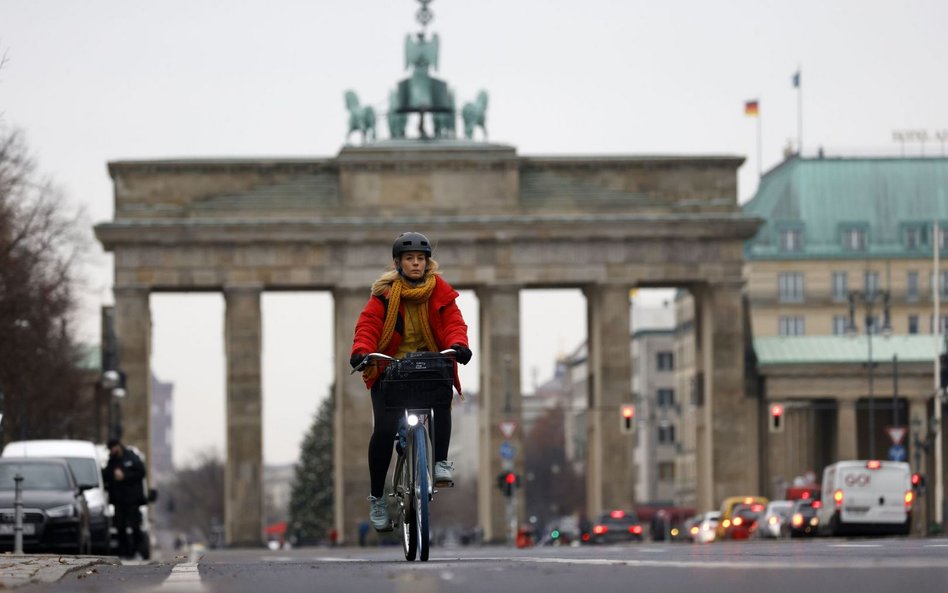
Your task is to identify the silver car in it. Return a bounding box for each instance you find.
[757,500,793,538]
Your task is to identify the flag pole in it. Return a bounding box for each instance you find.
[796,67,803,155]
[757,104,763,178]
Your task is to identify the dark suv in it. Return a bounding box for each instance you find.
[587,510,644,544]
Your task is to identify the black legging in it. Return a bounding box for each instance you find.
[368,382,452,498]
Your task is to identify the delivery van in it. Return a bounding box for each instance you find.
[818,460,912,536]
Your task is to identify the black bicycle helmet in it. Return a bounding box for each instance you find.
[392,232,433,259]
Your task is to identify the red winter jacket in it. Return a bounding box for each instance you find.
[351,275,469,393]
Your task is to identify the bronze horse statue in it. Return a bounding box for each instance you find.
[461,90,488,140]
[345,90,376,144]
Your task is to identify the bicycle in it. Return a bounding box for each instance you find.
[353,349,456,562]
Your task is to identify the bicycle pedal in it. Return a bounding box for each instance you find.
[374,521,395,533]
[434,479,454,488]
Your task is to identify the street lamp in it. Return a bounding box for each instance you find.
[846,290,892,459]
[100,370,125,441]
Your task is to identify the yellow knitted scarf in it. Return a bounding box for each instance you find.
[363,274,438,383]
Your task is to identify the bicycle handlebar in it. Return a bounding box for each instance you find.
[351,349,457,374]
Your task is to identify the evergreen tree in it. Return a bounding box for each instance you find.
[288,390,334,544]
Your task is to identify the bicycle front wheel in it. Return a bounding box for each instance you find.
[396,453,417,561]
[414,426,431,561]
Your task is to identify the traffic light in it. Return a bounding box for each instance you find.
[769,403,785,433]
[912,473,927,494]
[497,471,519,497]
[619,404,635,435]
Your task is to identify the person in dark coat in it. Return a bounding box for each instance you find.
[102,438,146,558]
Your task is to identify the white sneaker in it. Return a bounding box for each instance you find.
[434,461,454,486]
[368,495,391,531]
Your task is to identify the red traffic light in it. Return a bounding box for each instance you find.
[770,404,784,417]
[505,472,517,485]
[621,405,635,419]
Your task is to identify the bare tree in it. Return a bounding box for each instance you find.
[0,127,90,442]
[161,451,225,546]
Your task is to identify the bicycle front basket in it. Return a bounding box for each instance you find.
[380,352,454,409]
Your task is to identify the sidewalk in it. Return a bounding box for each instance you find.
[0,554,119,589]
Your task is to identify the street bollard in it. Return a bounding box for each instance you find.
[14,473,24,555]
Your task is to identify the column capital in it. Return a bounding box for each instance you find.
[223,283,264,295]
[113,285,150,298]
[474,284,522,299]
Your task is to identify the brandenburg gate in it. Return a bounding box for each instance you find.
[94,1,761,546]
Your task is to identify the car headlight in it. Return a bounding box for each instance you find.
[46,504,76,519]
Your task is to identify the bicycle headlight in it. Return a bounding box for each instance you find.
[407,414,419,427]
[46,504,76,519]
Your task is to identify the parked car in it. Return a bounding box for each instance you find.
[715,496,768,540]
[0,458,92,554]
[2,440,112,554]
[693,511,720,544]
[788,499,821,537]
[757,500,794,539]
[720,503,765,540]
[586,510,644,544]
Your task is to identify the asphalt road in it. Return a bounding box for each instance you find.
[20,538,948,593]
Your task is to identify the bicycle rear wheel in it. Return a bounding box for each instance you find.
[414,426,431,561]
[397,453,417,561]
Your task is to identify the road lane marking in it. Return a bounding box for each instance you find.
[158,562,206,592]
[638,548,668,553]
[474,555,946,570]
[925,544,948,548]
[827,544,883,548]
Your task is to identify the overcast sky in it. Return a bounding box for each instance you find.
[2,0,946,466]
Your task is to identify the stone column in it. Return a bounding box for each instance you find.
[699,282,757,508]
[584,284,633,516]
[476,286,522,543]
[908,398,929,535]
[113,287,152,461]
[224,287,263,547]
[836,400,858,461]
[333,287,374,545]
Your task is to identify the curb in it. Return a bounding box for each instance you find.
[0,555,120,589]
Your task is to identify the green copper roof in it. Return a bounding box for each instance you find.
[744,156,948,260]
[754,335,941,365]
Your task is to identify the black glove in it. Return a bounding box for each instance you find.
[350,352,367,370]
[451,344,472,365]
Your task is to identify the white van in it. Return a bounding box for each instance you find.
[818,460,912,536]
[2,440,113,553]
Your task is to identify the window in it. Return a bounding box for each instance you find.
[907,271,919,302]
[843,228,867,251]
[864,271,880,297]
[658,424,676,444]
[904,226,924,251]
[779,316,805,336]
[778,272,805,303]
[831,272,848,302]
[658,462,675,481]
[908,315,919,335]
[657,389,675,408]
[832,315,850,336]
[932,315,948,334]
[780,229,803,252]
[656,352,674,371]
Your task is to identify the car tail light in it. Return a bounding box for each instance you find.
[743,497,753,504]
[610,510,625,519]
[833,489,844,508]
[629,525,643,535]
[812,500,822,509]
[593,525,608,535]
[866,460,881,469]
[768,516,778,526]
[801,491,811,500]
[721,519,731,528]
[751,504,764,512]
[905,490,914,509]
[581,533,590,542]
[791,513,803,527]
[732,517,743,527]
[690,526,699,536]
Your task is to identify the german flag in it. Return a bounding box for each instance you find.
[744,100,759,116]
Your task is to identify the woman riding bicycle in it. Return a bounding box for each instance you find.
[350,231,473,531]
